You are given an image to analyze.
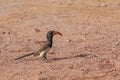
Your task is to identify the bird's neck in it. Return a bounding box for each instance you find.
[47,36,53,47]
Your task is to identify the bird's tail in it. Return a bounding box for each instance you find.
[14,52,34,60]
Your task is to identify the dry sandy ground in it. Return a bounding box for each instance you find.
[0,0,120,80]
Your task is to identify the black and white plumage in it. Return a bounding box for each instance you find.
[14,30,63,60]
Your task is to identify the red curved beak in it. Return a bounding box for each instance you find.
[53,31,63,36]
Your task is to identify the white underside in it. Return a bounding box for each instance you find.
[39,51,46,57]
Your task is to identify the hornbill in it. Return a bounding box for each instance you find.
[15,30,63,60]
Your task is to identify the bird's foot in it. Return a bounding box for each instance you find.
[40,57,47,61]
[40,57,53,63]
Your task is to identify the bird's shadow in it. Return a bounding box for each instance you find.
[51,53,98,61]
[14,53,98,62]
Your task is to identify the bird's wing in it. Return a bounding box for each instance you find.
[33,41,47,52]
[34,42,50,56]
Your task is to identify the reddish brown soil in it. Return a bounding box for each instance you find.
[0,0,120,80]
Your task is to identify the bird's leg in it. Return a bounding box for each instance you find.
[41,56,47,60]
[40,56,47,60]
[42,53,47,60]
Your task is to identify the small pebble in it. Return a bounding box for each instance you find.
[35,28,41,32]
[28,39,32,41]
[67,39,72,42]
[8,32,11,35]
[100,3,108,7]
[2,32,6,34]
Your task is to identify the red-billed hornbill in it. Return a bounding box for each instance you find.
[15,30,63,60]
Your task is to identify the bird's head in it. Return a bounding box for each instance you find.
[47,30,63,41]
[47,30,63,37]
[46,30,63,47]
